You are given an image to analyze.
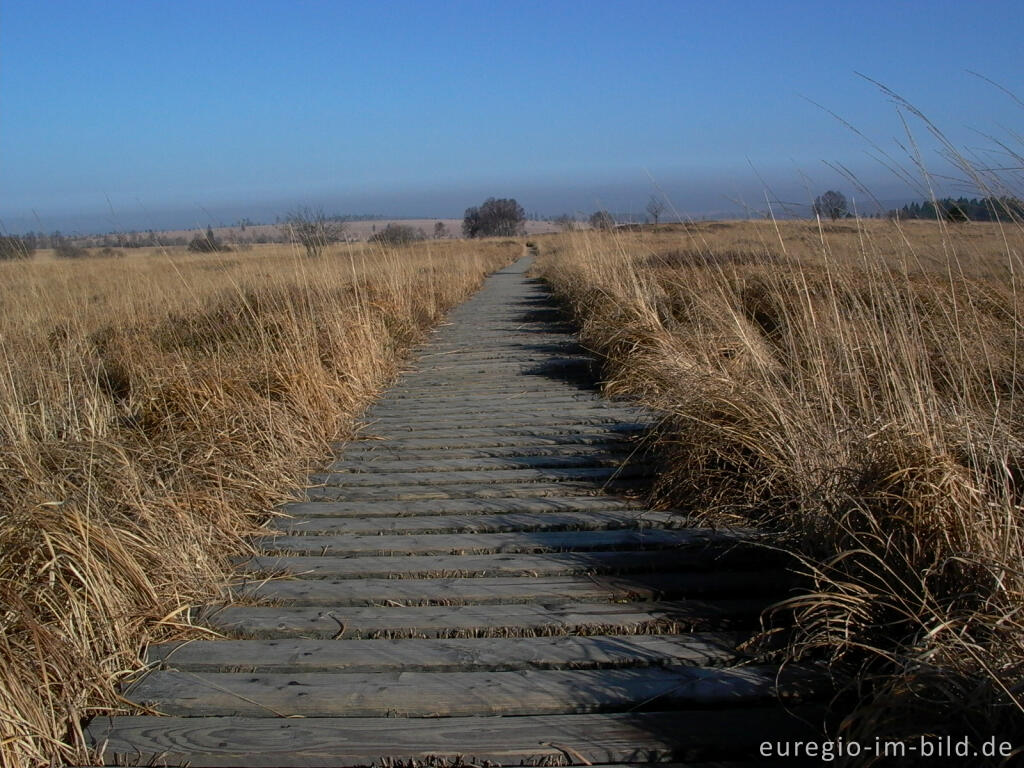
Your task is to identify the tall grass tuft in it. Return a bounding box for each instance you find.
[537,215,1024,754]
[0,239,517,766]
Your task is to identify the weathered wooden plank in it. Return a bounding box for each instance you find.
[237,547,777,580]
[267,509,679,535]
[305,480,645,502]
[391,360,588,372]
[410,342,586,350]
[395,340,581,352]
[252,528,727,556]
[384,385,602,400]
[388,365,587,378]
[374,392,616,405]
[381,379,599,391]
[127,664,822,718]
[85,708,823,766]
[399,355,592,370]
[399,356,594,372]
[405,325,577,337]
[233,570,792,606]
[363,410,646,425]
[386,378,595,389]
[327,454,643,473]
[365,398,643,413]
[363,412,644,427]
[275,496,642,519]
[336,443,641,462]
[413,344,583,356]
[201,598,768,638]
[308,466,653,488]
[356,422,651,439]
[414,351,593,364]
[407,360,598,376]
[147,633,748,673]
[362,417,648,436]
[375,399,620,413]
[335,432,640,452]
[409,352,586,365]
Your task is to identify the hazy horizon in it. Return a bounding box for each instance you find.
[2,1,1020,235]
[0,170,924,236]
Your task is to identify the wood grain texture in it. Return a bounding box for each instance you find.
[200,598,768,638]
[355,422,652,440]
[275,496,644,519]
[86,708,823,766]
[304,480,646,502]
[325,454,641,473]
[251,528,734,556]
[127,665,822,717]
[236,547,780,580]
[363,405,645,420]
[231,570,792,606]
[336,432,641,450]
[307,466,653,488]
[266,509,679,535]
[146,633,748,673]
[335,443,643,462]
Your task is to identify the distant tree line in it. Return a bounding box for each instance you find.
[889,196,1024,222]
[1,211,454,257]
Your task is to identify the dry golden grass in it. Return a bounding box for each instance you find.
[0,239,518,767]
[536,217,1024,754]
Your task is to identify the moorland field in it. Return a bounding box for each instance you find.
[2,213,1024,764]
[537,217,1024,748]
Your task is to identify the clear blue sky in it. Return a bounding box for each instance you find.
[1,0,1021,232]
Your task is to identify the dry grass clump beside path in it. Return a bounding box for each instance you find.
[0,239,517,767]
[537,218,1024,752]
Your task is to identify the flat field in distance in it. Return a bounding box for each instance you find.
[537,217,1024,742]
[0,238,519,766]
[54,219,561,252]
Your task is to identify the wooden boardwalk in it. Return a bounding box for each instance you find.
[86,257,823,766]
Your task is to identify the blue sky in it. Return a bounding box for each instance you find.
[1,0,1021,233]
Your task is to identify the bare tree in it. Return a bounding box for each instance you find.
[645,195,665,226]
[813,191,848,221]
[589,210,615,230]
[283,206,346,257]
[433,221,449,239]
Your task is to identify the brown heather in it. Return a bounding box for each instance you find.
[536,218,1024,752]
[0,239,518,767]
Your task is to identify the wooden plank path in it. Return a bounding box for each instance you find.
[86,256,824,766]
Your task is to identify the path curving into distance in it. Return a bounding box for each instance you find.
[86,255,824,767]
